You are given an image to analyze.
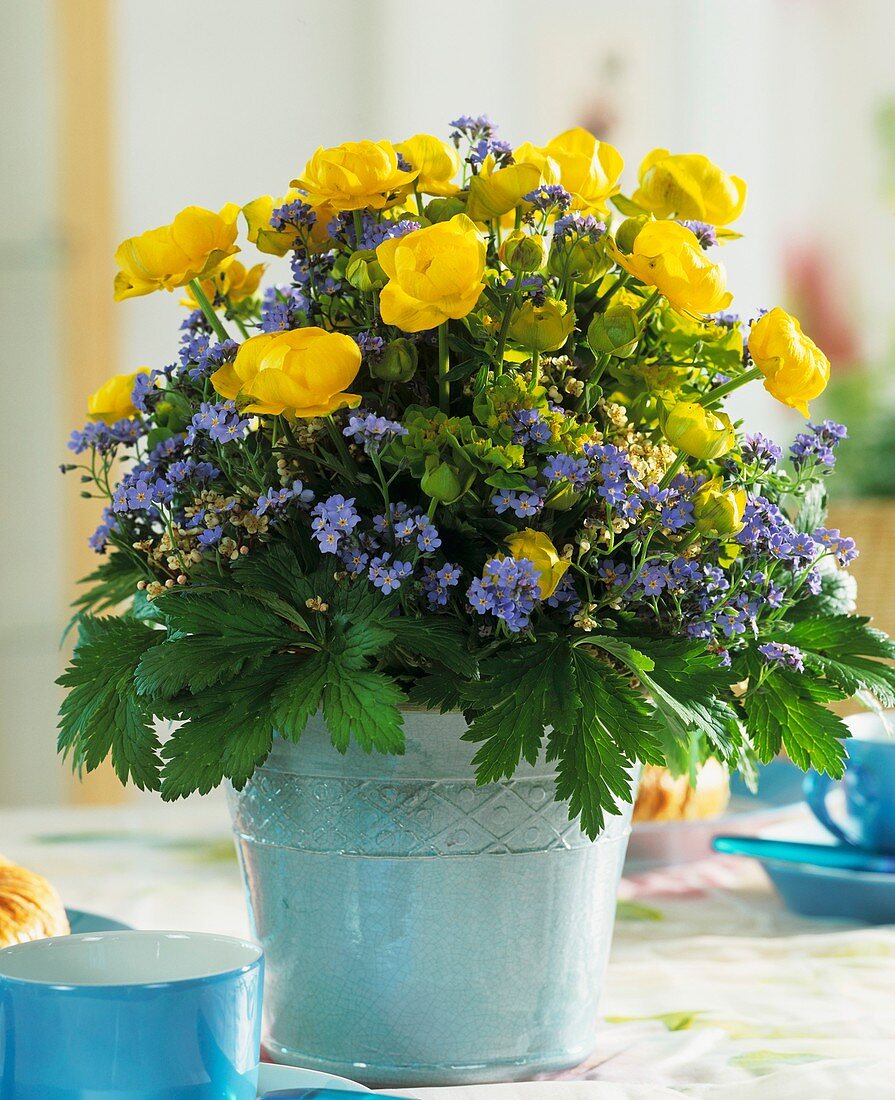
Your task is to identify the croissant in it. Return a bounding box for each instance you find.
[0,853,70,947]
[633,759,731,823]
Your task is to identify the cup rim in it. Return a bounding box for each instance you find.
[0,929,263,990]
[844,709,895,742]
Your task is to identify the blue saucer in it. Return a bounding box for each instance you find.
[750,821,895,924]
[65,909,132,934]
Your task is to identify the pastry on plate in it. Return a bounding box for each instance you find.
[633,758,731,823]
[0,853,70,947]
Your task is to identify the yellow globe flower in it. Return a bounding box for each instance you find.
[291,140,418,212]
[614,220,733,316]
[662,401,736,459]
[396,134,460,197]
[376,214,485,333]
[505,528,569,599]
[513,142,561,185]
[113,205,240,300]
[182,257,265,308]
[748,307,830,417]
[211,329,362,418]
[632,149,746,226]
[243,193,335,257]
[87,368,149,423]
[693,479,747,538]
[466,161,542,222]
[543,128,624,214]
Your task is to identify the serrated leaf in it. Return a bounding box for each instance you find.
[549,648,663,839]
[778,614,895,708]
[743,668,849,776]
[322,669,406,754]
[634,639,741,762]
[270,652,330,740]
[57,617,165,790]
[406,671,467,712]
[463,637,579,783]
[135,589,302,700]
[585,636,655,676]
[387,617,478,679]
[159,658,293,799]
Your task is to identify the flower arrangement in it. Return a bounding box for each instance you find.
[59,116,895,837]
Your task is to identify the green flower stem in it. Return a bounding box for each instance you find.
[325,415,356,475]
[232,314,251,340]
[438,321,450,412]
[658,451,687,490]
[189,279,231,343]
[636,289,662,320]
[696,366,763,407]
[494,296,517,376]
[352,210,364,248]
[529,350,541,392]
[593,271,631,312]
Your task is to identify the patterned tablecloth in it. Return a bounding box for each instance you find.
[1,798,893,1100]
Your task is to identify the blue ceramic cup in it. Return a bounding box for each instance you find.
[0,930,263,1099]
[804,711,895,853]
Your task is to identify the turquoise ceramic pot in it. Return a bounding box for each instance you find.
[227,710,635,1087]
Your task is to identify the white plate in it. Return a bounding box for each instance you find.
[258,1061,370,1094]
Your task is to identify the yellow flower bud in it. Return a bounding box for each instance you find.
[376,214,485,333]
[211,329,361,418]
[425,195,469,223]
[614,215,650,254]
[747,307,830,417]
[291,140,418,212]
[662,401,736,459]
[633,149,746,226]
[421,461,472,504]
[499,230,547,273]
[87,368,149,423]
[345,249,387,292]
[395,134,460,197]
[693,479,747,537]
[505,528,570,599]
[114,205,240,300]
[507,298,575,353]
[613,221,733,316]
[587,305,642,358]
[370,338,418,383]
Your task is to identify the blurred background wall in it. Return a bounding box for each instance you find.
[1,0,893,805]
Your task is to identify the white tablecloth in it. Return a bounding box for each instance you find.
[2,798,893,1099]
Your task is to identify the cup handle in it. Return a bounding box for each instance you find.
[803,770,857,846]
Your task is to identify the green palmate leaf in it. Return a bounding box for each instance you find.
[585,635,655,676]
[135,636,272,699]
[781,614,895,708]
[550,648,664,839]
[634,639,742,763]
[387,617,478,679]
[57,617,165,790]
[270,652,330,741]
[160,657,294,799]
[136,589,306,700]
[406,670,468,712]
[229,534,315,599]
[463,636,579,783]
[743,668,849,776]
[322,668,406,754]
